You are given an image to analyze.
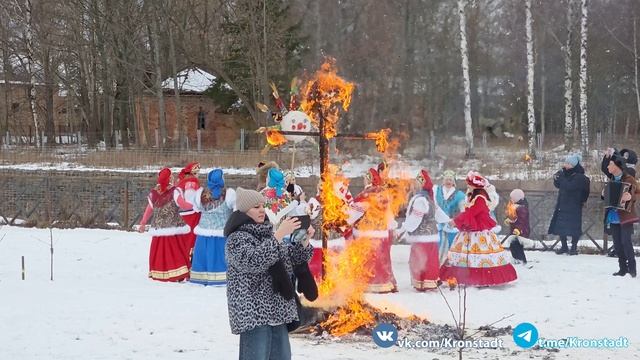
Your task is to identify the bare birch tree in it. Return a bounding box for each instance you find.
[458,0,474,157]
[22,0,40,147]
[526,0,536,158]
[564,0,575,150]
[579,0,589,155]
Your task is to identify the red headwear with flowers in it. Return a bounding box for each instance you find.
[157,168,172,192]
[465,170,488,189]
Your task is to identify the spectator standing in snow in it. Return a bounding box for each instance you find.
[548,153,590,255]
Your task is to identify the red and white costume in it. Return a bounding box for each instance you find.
[439,171,517,286]
[350,168,397,293]
[175,162,202,260]
[139,168,192,282]
[403,170,440,291]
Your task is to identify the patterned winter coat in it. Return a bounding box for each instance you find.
[224,212,313,334]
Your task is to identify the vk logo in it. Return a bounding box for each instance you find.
[513,322,539,349]
[372,323,398,348]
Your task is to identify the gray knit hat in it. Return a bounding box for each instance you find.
[236,187,265,212]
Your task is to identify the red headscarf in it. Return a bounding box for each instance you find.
[366,168,382,187]
[418,169,434,197]
[179,162,199,181]
[157,168,172,192]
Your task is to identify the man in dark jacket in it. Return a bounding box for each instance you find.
[604,153,639,277]
[549,153,591,255]
[601,148,638,257]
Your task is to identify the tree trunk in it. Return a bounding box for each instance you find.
[1,45,11,137]
[43,49,56,146]
[526,0,536,158]
[579,0,589,156]
[168,21,184,149]
[458,0,474,157]
[564,0,575,150]
[634,16,640,136]
[24,0,40,148]
[540,22,546,147]
[625,112,630,139]
[150,12,167,148]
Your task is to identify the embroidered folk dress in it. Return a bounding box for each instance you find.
[439,195,517,286]
[190,188,235,285]
[404,191,440,290]
[147,186,192,282]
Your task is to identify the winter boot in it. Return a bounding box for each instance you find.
[612,270,627,276]
[569,239,579,255]
[555,244,569,254]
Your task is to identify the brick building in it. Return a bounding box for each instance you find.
[0,79,81,142]
[136,68,255,150]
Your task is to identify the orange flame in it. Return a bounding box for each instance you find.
[319,164,350,233]
[505,200,517,220]
[365,128,391,153]
[265,129,287,147]
[320,299,376,336]
[300,58,355,139]
[316,165,412,336]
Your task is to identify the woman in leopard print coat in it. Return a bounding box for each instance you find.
[224,187,313,360]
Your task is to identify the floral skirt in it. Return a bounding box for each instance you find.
[440,230,517,286]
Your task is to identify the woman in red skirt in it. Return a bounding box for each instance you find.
[175,162,203,262]
[351,168,398,293]
[403,170,440,291]
[439,171,517,286]
[139,168,192,282]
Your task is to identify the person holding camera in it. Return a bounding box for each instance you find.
[548,153,590,255]
[224,188,313,360]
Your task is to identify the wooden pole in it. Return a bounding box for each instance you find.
[50,228,54,281]
[123,179,129,229]
[319,111,329,279]
[21,256,25,280]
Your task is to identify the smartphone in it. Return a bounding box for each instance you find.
[291,215,310,230]
[289,215,310,244]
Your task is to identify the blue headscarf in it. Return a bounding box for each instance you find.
[207,169,225,200]
[268,168,285,197]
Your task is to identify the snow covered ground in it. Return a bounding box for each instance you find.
[1,226,639,360]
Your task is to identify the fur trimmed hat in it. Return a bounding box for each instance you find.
[256,161,279,190]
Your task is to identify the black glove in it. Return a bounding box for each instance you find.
[268,260,295,300]
[293,262,318,301]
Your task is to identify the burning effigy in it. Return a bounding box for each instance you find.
[258,58,423,337]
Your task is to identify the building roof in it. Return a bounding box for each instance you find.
[161,68,216,94]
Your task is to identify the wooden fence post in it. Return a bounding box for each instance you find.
[123,178,129,229]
